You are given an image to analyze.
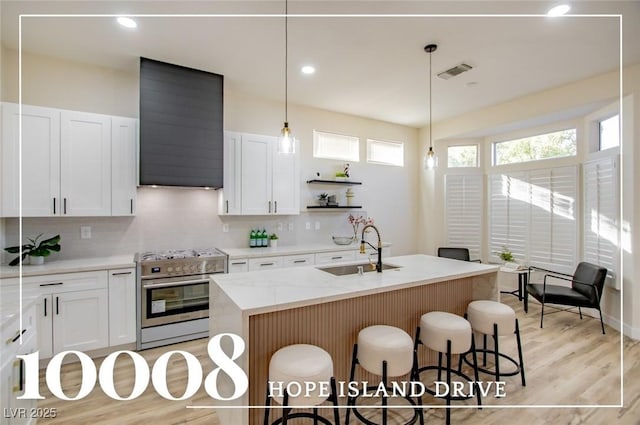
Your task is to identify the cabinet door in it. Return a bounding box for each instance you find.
[108,268,136,346]
[60,111,111,216]
[111,117,137,216]
[248,256,283,271]
[1,103,61,217]
[228,258,249,273]
[220,132,241,214]
[314,250,357,265]
[36,294,54,359]
[272,139,300,215]
[52,289,109,353]
[240,134,274,215]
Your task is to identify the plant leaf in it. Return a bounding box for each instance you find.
[40,235,61,246]
[48,244,61,252]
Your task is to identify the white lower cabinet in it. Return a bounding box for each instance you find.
[228,258,249,273]
[108,268,136,346]
[314,250,357,265]
[281,253,315,268]
[31,271,109,359]
[248,256,283,271]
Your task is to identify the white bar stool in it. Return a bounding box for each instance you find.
[463,300,526,386]
[413,311,481,425]
[264,344,340,425]
[346,325,423,425]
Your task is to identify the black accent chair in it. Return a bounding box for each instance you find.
[524,262,607,334]
[437,247,481,263]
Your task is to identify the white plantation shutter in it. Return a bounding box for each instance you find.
[445,174,482,260]
[583,156,619,288]
[489,166,577,272]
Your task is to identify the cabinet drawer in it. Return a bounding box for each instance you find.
[248,257,283,271]
[25,270,108,293]
[281,254,315,268]
[228,258,249,273]
[314,250,357,265]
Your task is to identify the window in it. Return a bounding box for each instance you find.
[366,139,404,166]
[447,145,478,168]
[493,128,577,165]
[599,115,619,151]
[488,166,577,273]
[313,130,359,161]
[583,156,619,288]
[445,175,482,260]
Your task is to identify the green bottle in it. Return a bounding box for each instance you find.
[261,229,268,247]
[250,229,256,248]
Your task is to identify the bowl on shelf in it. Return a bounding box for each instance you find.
[332,236,354,245]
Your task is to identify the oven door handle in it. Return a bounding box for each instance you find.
[142,279,208,289]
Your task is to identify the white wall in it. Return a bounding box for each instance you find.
[0,47,419,262]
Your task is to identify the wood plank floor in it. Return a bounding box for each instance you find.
[36,296,640,425]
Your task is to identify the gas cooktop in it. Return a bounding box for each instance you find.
[137,248,225,262]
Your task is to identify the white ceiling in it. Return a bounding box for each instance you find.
[1,1,639,128]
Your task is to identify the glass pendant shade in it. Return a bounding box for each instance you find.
[424,146,438,169]
[278,122,295,154]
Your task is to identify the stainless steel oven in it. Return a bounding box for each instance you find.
[136,249,227,350]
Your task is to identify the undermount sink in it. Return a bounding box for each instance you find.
[317,262,401,276]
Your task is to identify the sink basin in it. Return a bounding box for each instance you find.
[317,262,400,276]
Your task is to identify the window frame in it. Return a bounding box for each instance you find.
[491,127,577,166]
[312,130,360,162]
[366,138,404,167]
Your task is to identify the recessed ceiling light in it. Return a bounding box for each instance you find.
[547,4,570,16]
[301,65,316,75]
[117,16,137,29]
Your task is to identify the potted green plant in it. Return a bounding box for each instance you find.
[497,246,514,263]
[269,234,279,248]
[4,234,61,266]
[318,193,329,206]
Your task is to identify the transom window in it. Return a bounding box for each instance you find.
[313,130,360,162]
[493,128,577,166]
[599,115,619,151]
[447,145,478,168]
[366,139,404,167]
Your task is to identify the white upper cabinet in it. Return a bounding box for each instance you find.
[111,117,138,216]
[241,133,274,215]
[60,111,112,216]
[1,103,61,217]
[1,103,138,217]
[220,131,242,215]
[222,131,300,216]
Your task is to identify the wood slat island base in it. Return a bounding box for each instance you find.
[210,254,499,425]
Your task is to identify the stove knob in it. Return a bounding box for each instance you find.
[167,267,173,273]
[175,266,182,273]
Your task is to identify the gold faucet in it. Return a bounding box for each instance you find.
[360,224,383,272]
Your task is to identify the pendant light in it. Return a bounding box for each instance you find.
[424,43,438,169]
[278,0,295,154]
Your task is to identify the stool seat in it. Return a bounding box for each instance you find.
[420,311,471,354]
[467,300,516,335]
[269,344,333,407]
[357,325,414,377]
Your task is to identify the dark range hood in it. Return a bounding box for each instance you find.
[139,57,224,188]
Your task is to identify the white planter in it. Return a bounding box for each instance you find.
[29,255,45,265]
[270,240,278,248]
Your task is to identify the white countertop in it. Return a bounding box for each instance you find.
[219,242,390,259]
[0,255,136,279]
[210,254,499,315]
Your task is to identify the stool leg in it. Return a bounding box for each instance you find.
[579,306,583,319]
[445,340,452,425]
[413,327,421,381]
[438,352,443,382]
[282,390,290,425]
[482,334,487,366]
[313,408,318,425]
[493,323,500,383]
[382,360,388,425]
[470,334,482,408]
[330,377,341,425]
[263,382,271,425]
[345,344,358,425]
[515,319,526,386]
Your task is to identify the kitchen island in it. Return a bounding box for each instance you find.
[209,254,499,425]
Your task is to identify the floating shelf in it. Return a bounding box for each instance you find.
[307,205,362,209]
[306,179,362,185]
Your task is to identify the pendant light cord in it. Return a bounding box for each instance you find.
[428,47,432,150]
[284,0,288,123]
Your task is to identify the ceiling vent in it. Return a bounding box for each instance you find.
[437,63,472,80]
